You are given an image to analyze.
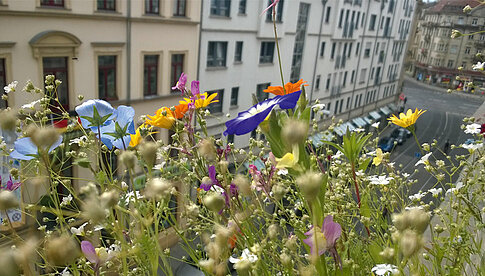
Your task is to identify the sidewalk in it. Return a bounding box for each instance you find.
[404,75,485,101]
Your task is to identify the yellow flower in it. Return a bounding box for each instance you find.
[146,107,176,129]
[373,148,383,166]
[179,92,219,109]
[276,145,300,169]
[388,108,426,129]
[130,123,156,147]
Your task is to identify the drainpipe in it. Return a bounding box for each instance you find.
[126,0,132,104]
[310,0,327,104]
[197,0,204,80]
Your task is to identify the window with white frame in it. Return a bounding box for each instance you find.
[207,42,228,67]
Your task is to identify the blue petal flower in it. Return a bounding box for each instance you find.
[99,105,135,150]
[75,99,116,132]
[10,136,63,160]
[224,91,302,136]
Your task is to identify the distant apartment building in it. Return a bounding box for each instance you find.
[408,0,485,88]
[198,0,416,148]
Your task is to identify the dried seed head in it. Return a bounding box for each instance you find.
[203,193,225,213]
[0,109,17,131]
[100,190,119,208]
[392,213,410,232]
[140,142,158,168]
[198,139,217,161]
[82,195,107,224]
[282,119,308,145]
[234,259,251,274]
[0,250,19,276]
[145,178,172,200]
[400,229,421,258]
[30,127,60,150]
[119,150,136,170]
[408,208,430,234]
[296,171,322,202]
[0,191,18,210]
[45,235,80,266]
[233,175,251,196]
[267,224,279,240]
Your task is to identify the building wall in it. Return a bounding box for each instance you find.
[199,0,415,148]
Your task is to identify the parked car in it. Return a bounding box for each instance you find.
[391,128,409,145]
[378,137,396,152]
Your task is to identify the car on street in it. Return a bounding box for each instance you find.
[378,136,396,152]
[391,128,410,145]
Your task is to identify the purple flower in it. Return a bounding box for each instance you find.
[81,241,100,265]
[200,165,219,191]
[261,0,280,16]
[10,136,63,161]
[191,80,200,96]
[1,176,21,191]
[303,215,342,256]
[224,90,301,136]
[172,72,187,92]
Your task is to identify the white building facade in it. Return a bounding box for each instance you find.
[198,0,415,148]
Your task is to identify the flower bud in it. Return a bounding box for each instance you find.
[233,175,251,196]
[400,229,421,258]
[267,224,279,240]
[296,171,322,201]
[82,195,107,224]
[392,213,410,231]
[30,127,60,150]
[272,184,287,201]
[119,150,136,170]
[45,235,80,266]
[280,253,292,267]
[203,193,225,213]
[198,139,216,161]
[199,259,215,273]
[282,119,308,145]
[0,191,18,210]
[100,190,119,208]
[140,142,158,168]
[408,208,429,234]
[0,109,17,131]
[145,178,172,200]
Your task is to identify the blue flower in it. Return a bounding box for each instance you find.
[10,136,63,160]
[224,90,301,136]
[75,100,116,133]
[99,105,135,150]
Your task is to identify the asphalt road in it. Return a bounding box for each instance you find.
[385,80,484,205]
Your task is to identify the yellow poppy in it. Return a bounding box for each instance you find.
[373,148,383,166]
[130,123,156,147]
[179,92,219,109]
[388,108,426,129]
[146,107,176,129]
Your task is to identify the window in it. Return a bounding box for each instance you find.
[316,75,321,90]
[330,42,336,59]
[351,70,355,83]
[369,14,376,30]
[43,57,69,110]
[465,47,471,54]
[348,43,352,58]
[259,42,275,64]
[364,42,371,57]
[211,0,231,17]
[40,0,64,7]
[97,0,116,11]
[145,0,160,14]
[356,42,360,55]
[480,34,485,41]
[256,83,270,102]
[207,42,228,67]
[325,6,331,23]
[143,55,158,97]
[290,3,309,82]
[359,68,367,83]
[0,58,7,108]
[266,0,284,22]
[171,54,184,93]
[207,89,224,113]
[320,42,325,57]
[228,134,235,144]
[98,55,117,100]
[230,87,239,106]
[457,17,464,24]
[326,74,331,90]
[234,41,243,62]
[173,0,186,16]
[472,18,478,25]
[343,71,348,87]
[338,9,344,28]
[238,0,246,14]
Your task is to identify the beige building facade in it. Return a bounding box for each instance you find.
[408,0,485,88]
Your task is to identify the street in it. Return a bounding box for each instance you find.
[388,79,484,205]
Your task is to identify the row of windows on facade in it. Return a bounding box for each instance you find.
[0,54,185,110]
[206,41,275,67]
[38,0,187,16]
[427,14,484,26]
[319,38,404,62]
[210,0,283,22]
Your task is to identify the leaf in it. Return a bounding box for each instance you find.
[74,158,91,168]
[359,157,372,172]
[96,170,108,186]
[360,191,371,218]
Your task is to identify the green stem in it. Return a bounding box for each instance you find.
[272,8,286,92]
[411,129,424,156]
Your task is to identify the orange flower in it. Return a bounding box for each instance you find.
[146,107,176,129]
[263,79,308,96]
[173,103,189,119]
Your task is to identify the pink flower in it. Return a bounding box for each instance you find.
[261,0,280,16]
[171,72,187,93]
[1,176,21,191]
[81,241,100,265]
[191,80,200,96]
[303,215,341,256]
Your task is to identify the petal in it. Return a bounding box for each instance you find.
[224,104,275,136]
[48,136,64,153]
[322,215,342,248]
[113,135,131,150]
[276,90,302,109]
[10,149,34,160]
[81,241,99,264]
[115,106,135,131]
[191,81,200,95]
[13,137,38,156]
[208,165,217,183]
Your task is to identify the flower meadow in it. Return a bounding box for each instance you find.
[1,3,485,276]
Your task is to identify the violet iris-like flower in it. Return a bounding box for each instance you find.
[99,105,135,150]
[224,90,301,136]
[303,215,342,256]
[75,99,116,133]
[81,241,100,265]
[172,72,187,92]
[200,165,219,191]
[191,80,200,96]
[10,136,63,161]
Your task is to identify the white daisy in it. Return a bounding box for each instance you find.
[472,62,484,71]
[461,142,483,152]
[409,191,427,201]
[464,123,481,134]
[61,194,73,206]
[229,248,258,264]
[415,152,432,166]
[277,169,288,176]
[371,122,380,128]
[368,175,392,185]
[68,136,87,146]
[70,222,88,236]
[446,182,464,195]
[20,99,41,109]
[428,188,443,197]
[3,81,18,93]
[371,263,399,275]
